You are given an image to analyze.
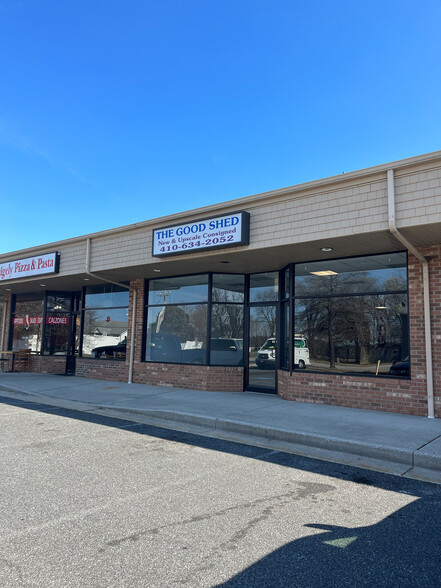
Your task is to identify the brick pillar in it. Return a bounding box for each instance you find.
[127,279,145,368]
[1,293,12,350]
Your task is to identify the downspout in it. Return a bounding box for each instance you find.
[387,170,434,418]
[1,299,7,351]
[85,238,136,384]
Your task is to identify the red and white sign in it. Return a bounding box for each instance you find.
[46,316,69,325]
[13,316,69,326]
[0,252,59,281]
[13,316,43,326]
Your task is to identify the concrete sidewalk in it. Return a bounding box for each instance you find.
[1,372,441,484]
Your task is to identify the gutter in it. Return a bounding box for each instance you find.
[85,238,136,384]
[387,170,434,418]
[1,298,7,351]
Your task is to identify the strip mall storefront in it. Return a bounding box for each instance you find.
[1,152,441,417]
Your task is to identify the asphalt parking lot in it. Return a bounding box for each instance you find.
[1,394,441,587]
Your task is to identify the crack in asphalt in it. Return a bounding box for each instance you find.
[101,480,335,553]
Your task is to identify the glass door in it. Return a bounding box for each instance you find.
[247,272,279,393]
[66,293,81,375]
[248,305,277,390]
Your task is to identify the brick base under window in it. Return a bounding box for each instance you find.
[132,362,244,392]
[29,355,67,375]
[277,370,432,416]
[73,358,244,392]
[75,358,129,382]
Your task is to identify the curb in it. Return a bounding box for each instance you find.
[1,386,441,484]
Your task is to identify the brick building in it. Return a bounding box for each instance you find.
[1,151,440,417]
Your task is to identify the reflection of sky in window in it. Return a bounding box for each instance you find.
[85,308,129,329]
[85,291,129,308]
[250,272,278,302]
[295,254,407,295]
[87,308,129,322]
[212,274,245,302]
[295,253,406,276]
[295,267,407,294]
[149,277,209,304]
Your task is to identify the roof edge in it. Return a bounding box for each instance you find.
[1,149,441,261]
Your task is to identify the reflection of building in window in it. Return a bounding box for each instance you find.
[81,285,129,359]
[146,274,244,365]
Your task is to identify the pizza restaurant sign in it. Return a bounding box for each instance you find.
[152,211,250,257]
[0,252,59,281]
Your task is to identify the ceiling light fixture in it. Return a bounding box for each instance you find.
[310,270,338,276]
[320,247,333,252]
[40,283,46,287]
[375,306,387,309]
[153,269,161,273]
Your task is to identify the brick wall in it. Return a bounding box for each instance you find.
[30,355,67,375]
[75,358,129,382]
[278,246,441,417]
[132,362,244,391]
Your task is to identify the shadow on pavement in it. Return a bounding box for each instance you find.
[215,497,441,587]
[2,392,441,588]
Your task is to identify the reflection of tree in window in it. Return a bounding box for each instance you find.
[154,307,195,342]
[83,310,101,334]
[212,305,244,338]
[295,270,408,371]
[12,298,44,351]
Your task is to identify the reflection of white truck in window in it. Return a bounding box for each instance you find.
[255,336,310,369]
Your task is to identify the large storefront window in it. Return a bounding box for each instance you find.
[81,285,129,359]
[42,293,73,355]
[211,274,244,365]
[12,293,44,352]
[145,274,244,365]
[294,252,409,376]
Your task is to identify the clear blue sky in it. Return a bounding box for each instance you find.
[1,0,440,253]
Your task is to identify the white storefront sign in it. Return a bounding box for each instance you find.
[152,211,250,257]
[0,252,59,281]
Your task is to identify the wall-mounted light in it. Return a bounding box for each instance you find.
[375,306,387,309]
[320,247,333,252]
[153,269,161,273]
[40,283,46,287]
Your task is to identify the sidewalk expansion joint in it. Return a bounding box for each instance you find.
[413,432,441,452]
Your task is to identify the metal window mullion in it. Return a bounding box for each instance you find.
[41,291,48,355]
[79,287,86,358]
[244,274,250,390]
[206,274,213,365]
[289,264,294,374]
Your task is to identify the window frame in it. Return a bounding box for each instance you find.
[143,272,245,367]
[289,250,410,379]
[80,284,130,360]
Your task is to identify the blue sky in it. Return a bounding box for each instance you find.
[1,0,440,254]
